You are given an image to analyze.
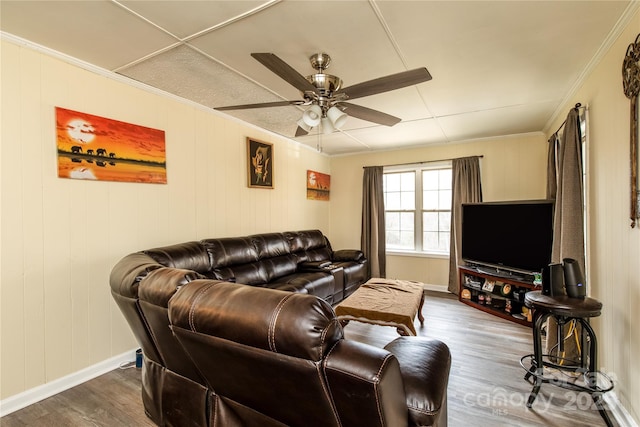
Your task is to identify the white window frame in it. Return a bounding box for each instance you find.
[384,161,452,258]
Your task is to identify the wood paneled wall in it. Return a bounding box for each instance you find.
[543,9,640,423]
[0,39,330,400]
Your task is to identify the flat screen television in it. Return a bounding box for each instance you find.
[461,200,554,276]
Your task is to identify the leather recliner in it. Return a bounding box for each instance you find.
[169,280,451,427]
[110,230,369,425]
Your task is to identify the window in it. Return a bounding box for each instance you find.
[384,163,452,255]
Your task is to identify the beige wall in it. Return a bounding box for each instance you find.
[330,133,549,285]
[0,40,330,400]
[545,9,640,422]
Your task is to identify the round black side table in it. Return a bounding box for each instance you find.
[521,291,614,427]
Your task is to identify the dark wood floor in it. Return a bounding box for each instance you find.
[2,291,613,427]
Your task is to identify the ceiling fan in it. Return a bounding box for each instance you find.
[215,53,432,136]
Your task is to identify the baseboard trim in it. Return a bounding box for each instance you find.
[0,349,137,417]
[604,391,639,427]
[423,283,449,293]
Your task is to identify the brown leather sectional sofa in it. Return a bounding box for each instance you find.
[110,229,451,426]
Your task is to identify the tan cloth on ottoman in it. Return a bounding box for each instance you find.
[335,278,424,335]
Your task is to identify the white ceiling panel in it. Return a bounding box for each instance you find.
[345,118,448,149]
[188,1,406,102]
[119,45,285,109]
[119,1,272,39]
[222,106,304,138]
[1,0,634,154]
[0,0,178,70]
[295,131,373,155]
[437,102,558,142]
[379,1,630,117]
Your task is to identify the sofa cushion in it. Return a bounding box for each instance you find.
[260,254,298,282]
[333,249,366,263]
[269,272,335,300]
[285,230,322,252]
[144,241,210,274]
[305,246,333,262]
[221,261,268,285]
[204,237,258,268]
[250,232,290,258]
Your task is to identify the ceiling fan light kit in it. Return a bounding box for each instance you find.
[296,118,312,133]
[327,106,348,129]
[322,117,335,135]
[302,104,322,127]
[215,52,432,137]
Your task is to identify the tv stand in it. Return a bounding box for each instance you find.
[473,266,526,282]
[459,265,540,327]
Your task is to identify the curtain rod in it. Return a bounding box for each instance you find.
[552,103,585,137]
[363,155,483,169]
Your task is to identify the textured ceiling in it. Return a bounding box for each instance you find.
[1,0,635,155]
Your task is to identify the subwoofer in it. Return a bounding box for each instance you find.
[542,263,565,296]
[563,258,586,298]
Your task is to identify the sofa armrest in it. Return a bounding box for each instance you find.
[332,250,366,264]
[383,337,451,427]
[298,260,332,271]
[324,340,409,427]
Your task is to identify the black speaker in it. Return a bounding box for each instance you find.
[542,265,551,295]
[563,258,586,298]
[543,263,565,296]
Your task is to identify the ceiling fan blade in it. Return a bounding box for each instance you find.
[295,126,309,137]
[339,67,432,100]
[251,53,317,93]
[339,102,402,126]
[215,100,304,111]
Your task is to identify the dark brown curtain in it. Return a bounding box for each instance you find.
[547,134,559,200]
[546,107,585,360]
[551,108,585,272]
[448,157,483,294]
[361,166,386,278]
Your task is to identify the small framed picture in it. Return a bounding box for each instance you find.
[306,170,330,201]
[247,137,273,188]
[482,280,495,292]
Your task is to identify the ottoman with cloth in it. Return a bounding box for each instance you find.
[334,278,425,336]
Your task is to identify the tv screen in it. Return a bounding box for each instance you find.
[461,200,554,275]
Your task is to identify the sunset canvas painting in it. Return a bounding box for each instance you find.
[56,107,166,183]
[306,170,330,201]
